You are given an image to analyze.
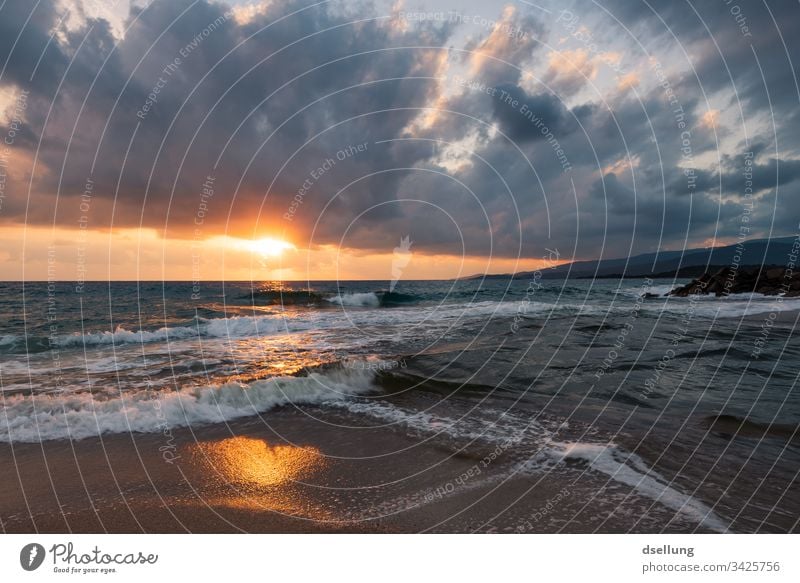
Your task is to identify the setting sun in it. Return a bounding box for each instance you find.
[212,235,297,259]
[246,237,296,257]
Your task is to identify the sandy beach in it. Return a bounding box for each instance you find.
[4,394,796,534]
[1,407,597,533]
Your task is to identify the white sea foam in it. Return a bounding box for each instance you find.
[56,325,199,347]
[337,399,729,532]
[618,284,678,298]
[647,284,680,297]
[336,400,549,444]
[617,285,800,318]
[54,315,314,348]
[200,314,308,337]
[0,368,377,442]
[326,292,381,307]
[46,301,552,349]
[657,296,800,319]
[34,291,792,354]
[542,441,729,532]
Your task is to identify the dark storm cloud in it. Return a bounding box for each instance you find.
[0,0,69,93]
[601,0,800,130]
[489,83,582,142]
[0,0,798,263]
[662,151,800,201]
[0,0,453,240]
[553,0,800,254]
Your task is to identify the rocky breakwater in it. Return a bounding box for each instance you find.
[669,266,800,297]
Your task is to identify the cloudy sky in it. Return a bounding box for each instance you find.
[0,0,797,280]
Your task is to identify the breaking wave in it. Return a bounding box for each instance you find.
[0,368,377,442]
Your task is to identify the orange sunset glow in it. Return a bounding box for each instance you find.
[1,225,563,281]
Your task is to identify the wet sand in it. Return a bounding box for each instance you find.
[0,406,715,534]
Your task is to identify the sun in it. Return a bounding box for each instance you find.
[246,237,296,257]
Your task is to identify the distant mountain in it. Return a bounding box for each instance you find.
[463,237,797,280]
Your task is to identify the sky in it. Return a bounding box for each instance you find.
[0,0,798,281]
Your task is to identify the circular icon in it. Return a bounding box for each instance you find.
[19,543,46,571]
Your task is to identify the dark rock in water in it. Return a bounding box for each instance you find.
[643,292,662,299]
[669,265,800,297]
[766,267,785,280]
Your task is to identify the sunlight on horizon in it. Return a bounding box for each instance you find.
[244,237,297,257]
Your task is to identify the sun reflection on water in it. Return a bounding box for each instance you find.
[223,333,332,382]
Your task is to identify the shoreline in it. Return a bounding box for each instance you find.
[0,406,724,534]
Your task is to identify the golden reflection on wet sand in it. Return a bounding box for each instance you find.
[185,436,330,518]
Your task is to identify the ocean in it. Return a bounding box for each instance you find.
[1,279,798,532]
